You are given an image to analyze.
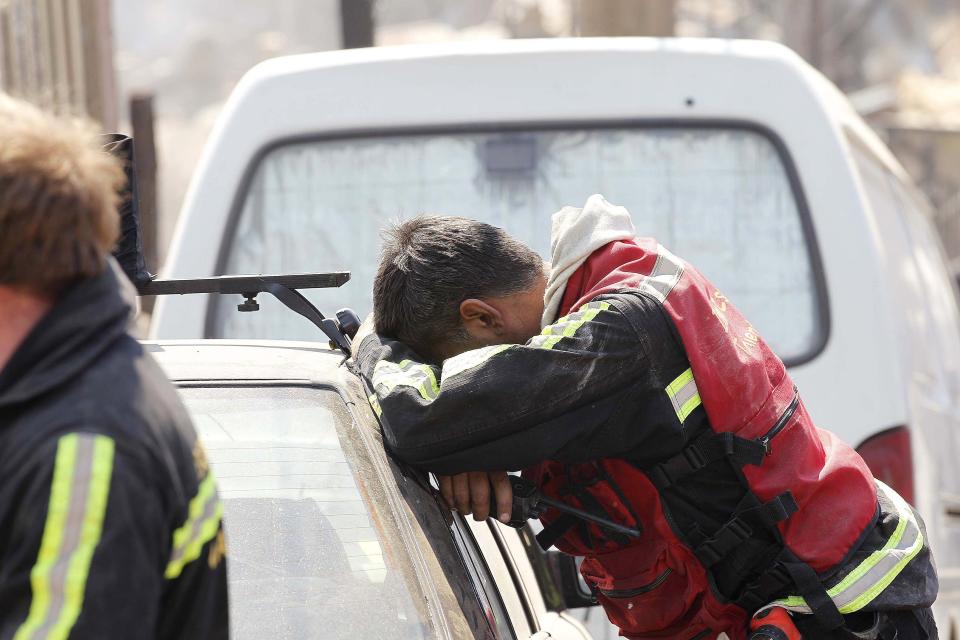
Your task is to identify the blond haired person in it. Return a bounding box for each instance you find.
[0,95,228,639]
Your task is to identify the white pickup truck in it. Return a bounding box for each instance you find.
[152,38,960,637]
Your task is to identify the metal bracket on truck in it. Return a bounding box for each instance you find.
[138,273,357,356]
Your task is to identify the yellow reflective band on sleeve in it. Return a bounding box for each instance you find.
[530,301,612,350]
[165,471,223,580]
[372,300,612,408]
[368,393,383,418]
[372,359,441,402]
[665,368,702,423]
[15,433,115,640]
[442,343,512,381]
[768,481,924,615]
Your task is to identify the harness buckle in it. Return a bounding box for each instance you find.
[698,544,723,566]
[722,432,736,456]
[648,466,672,489]
[695,517,755,567]
[728,518,753,541]
[683,445,707,471]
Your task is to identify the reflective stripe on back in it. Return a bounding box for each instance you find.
[769,481,923,615]
[15,433,115,640]
[165,471,223,580]
[638,244,684,303]
[443,344,511,380]
[665,368,702,422]
[530,301,612,350]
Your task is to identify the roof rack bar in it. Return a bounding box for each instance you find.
[138,272,350,296]
[263,283,353,354]
[136,272,355,357]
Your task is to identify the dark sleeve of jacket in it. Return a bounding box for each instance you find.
[356,292,683,474]
[0,431,227,640]
[155,435,229,640]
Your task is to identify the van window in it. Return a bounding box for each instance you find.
[212,126,822,364]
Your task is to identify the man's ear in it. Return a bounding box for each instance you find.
[459,298,504,341]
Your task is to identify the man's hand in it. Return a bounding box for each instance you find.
[439,472,513,523]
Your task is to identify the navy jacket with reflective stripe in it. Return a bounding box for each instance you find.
[0,264,228,640]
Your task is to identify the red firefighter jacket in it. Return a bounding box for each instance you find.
[356,237,936,639]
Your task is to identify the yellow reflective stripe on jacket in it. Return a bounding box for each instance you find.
[165,471,223,580]
[443,301,610,382]
[530,301,612,350]
[442,344,511,380]
[368,393,383,418]
[373,300,613,407]
[769,481,923,615]
[373,359,441,401]
[665,368,702,423]
[15,433,115,640]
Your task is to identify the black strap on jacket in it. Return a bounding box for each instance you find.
[783,560,846,631]
[693,492,798,567]
[735,559,794,612]
[536,513,580,550]
[647,431,767,490]
[734,556,844,632]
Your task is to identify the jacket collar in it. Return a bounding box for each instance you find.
[542,195,635,326]
[0,260,135,408]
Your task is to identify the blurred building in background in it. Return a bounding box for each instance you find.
[1,1,958,271]
[680,1,960,262]
[0,0,116,127]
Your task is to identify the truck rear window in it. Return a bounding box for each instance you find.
[212,126,823,364]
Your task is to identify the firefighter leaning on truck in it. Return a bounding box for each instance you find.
[0,95,228,638]
[355,195,939,639]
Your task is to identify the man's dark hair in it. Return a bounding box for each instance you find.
[374,215,544,357]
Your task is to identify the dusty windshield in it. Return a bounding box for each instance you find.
[178,386,430,640]
[213,126,821,363]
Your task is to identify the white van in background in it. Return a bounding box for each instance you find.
[151,38,960,636]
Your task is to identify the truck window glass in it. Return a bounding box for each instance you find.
[212,126,820,363]
[178,386,431,640]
